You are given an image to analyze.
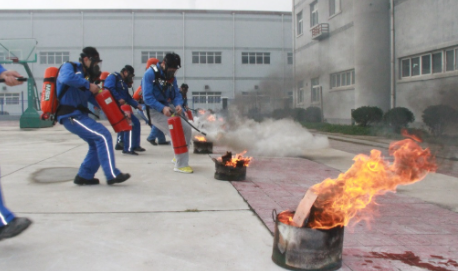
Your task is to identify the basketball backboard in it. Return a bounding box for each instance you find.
[0,39,37,63]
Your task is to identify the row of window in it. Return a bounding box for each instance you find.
[0,93,20,105]
[401,47,458,78]
[297,69,355,103]
[296,0,341,36]
[37,51,293,65]
[191,92,222,104]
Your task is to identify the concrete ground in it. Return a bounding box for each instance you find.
[1,121,458,271]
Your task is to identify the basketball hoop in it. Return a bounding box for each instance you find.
[7,57,19,63]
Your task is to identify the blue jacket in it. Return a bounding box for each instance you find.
[0,64,6,75]
[104,72,139,108]
[142,62,183,113]
[56,62,98,122]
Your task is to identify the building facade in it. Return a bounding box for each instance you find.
[293,0,458,125]
[0,9,292,115]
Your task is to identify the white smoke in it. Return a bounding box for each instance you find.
[192,111,329,157]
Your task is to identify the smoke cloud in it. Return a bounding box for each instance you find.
[193,110,329,157]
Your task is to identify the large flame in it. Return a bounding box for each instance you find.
[308,138,437,230]
[218,151,252,168]
[194,135,207,142]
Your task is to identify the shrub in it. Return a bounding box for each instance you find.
[272,108,289,120]
[422,105,458,136]
[352,106,383,127]
[290,108,307,122]
[383,107,415,133]
[304,106,322,123]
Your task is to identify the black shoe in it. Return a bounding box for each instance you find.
[115,143,124,150]
[158,141,171,145]
[134,147,146,152]
[107,173,131,185]
[147,139,157,145]
[0,217,32,240]
[122,150,138,155]
[74,175,100,185]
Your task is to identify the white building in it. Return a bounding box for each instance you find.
[0,9,293,115]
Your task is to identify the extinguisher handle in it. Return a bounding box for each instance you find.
[0,77,28,83]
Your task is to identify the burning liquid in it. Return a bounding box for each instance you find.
[308,138,437,230]
[217,151,252,168]
[194,135,207,142]
[277,211,295,226]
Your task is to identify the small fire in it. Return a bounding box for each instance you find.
[307,138,437,230]
[217,151,252,168]
[198,109,206,115]
[194,135,207,142]
[207,115,216,122]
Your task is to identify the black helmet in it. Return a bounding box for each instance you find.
[163,53,181,69]
[181,83,189,89]
[121,65,135,76]
[80,47,102,62]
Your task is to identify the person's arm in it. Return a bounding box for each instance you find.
[0,64,24,87]
[142,69,166,113]
[103,74,124,102]
[172,79,184,108]
[58,62,90,91]
[0,64,6,75]
[87,92,99,107]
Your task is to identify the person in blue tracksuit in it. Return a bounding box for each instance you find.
[142,53,193,174]
[180,83,189,110]
[104,65,145,155]
[0,64,32,240]
[56,47,130,185]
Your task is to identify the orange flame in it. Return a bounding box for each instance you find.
[207,115,216,122]
[218,151,252,168]
[198,109,206,115]
[194,135,207,142]
[308,139,437,230]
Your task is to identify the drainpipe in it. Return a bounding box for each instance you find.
[390,0,396,108]
[183,11,186,81]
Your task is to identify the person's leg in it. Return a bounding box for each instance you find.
[63,115,126,182]
[130,115,142,149]
[123,129,134,152]
[149,109,191,170]
[156,128,168,144]
[147,125,157,144]
[0,177,32,240]
[115,132,124,150]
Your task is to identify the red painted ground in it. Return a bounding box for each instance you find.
[230,156,458,271]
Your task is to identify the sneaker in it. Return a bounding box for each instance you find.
[74,175,100,185]
[171,157,176,164]
[134,147,146,152]
[0,217,32,240]
[158,141,171,145]
[107,173,131,185]
[174,166,194,174]
[122,150,138,155]
[147,139,157,146]
[115,143,124,150]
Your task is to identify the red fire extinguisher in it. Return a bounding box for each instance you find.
[99,71,110,89]
[40,67,59,120]
[95,89,132,133]
[168,116,188,154]
[185,109,194,121]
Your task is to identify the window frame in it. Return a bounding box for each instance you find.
[141,51,173,64]
[330,69,355,89]
[400,46,458,79]
[39,52,70,65]
[298,80,304,103]
[329,0,341,18]
[287,52,293,65]
[241,52,271,65]
[310,1,319,28]
[297,11,303,36]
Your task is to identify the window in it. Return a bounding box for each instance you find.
[39,52,70,64]
[192,92,222,105]
[432,52,442,73]
[242,52,270,64]
[0,93,20,105]
[401,46,458,78]
[287,52,293,65]
[192,52,222,64]
[311,77,320,102]
[310,1,319,27]
[329,0,341,17]
[297,11,303,36]
[141,51,173,63]
[298,81,304,103]
[330,69,355,88]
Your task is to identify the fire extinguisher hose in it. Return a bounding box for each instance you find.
[171,110,207,136]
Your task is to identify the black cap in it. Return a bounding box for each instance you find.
[181,83,188,89]
[164,53,181,69]
[81,47,102,62]
[122,65,135,76]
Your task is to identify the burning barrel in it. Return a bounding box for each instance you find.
[272,210,344,271]
[193,135,213,154]
[212,151,251,181]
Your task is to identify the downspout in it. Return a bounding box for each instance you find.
[183,11,186,81]
[132,11,134,65]
[292,0,297,108]
[390,0,396,108]
[233,12,236,99]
